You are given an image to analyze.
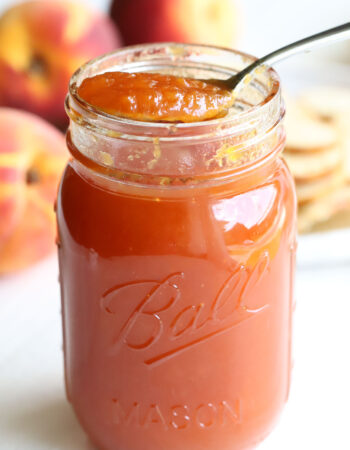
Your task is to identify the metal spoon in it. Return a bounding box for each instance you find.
[217,22,350,92]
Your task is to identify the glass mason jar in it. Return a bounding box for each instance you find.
[57,43,297,450]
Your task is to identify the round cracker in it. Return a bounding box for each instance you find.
[298,185,350,233]
[299,86,350,120]
[333,114,350,183]
[284,101,338,151]
[284,145,344,181]
[296,165,345,204]
[343,137,350,183]
[299,88,350,182]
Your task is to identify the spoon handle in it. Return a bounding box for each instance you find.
[232,22,350,88]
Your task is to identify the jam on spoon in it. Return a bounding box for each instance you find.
[77,71,234,123]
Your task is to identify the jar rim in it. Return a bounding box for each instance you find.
[66,42,282,143]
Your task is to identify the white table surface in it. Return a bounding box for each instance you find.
[1,246,350,450]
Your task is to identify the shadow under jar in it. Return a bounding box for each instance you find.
[56,43,297,450]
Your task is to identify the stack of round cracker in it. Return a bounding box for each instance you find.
[283,87,350,233]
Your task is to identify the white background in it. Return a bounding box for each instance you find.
[1,1,350,449]
[1,0,350,57]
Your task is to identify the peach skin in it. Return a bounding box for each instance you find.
[111,0,238,48]
[0,1,121,129]
[0,108,68,274]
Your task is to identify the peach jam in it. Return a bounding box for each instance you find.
[77,71,234,122]
[57,43,297,450]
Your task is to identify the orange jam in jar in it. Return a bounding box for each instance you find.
[57,43,297,450]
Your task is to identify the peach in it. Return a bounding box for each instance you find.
[0,1,121,129]
[0,108,68,274]
[110,0,238,48]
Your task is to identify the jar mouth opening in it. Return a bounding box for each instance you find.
[67,43,282,143]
